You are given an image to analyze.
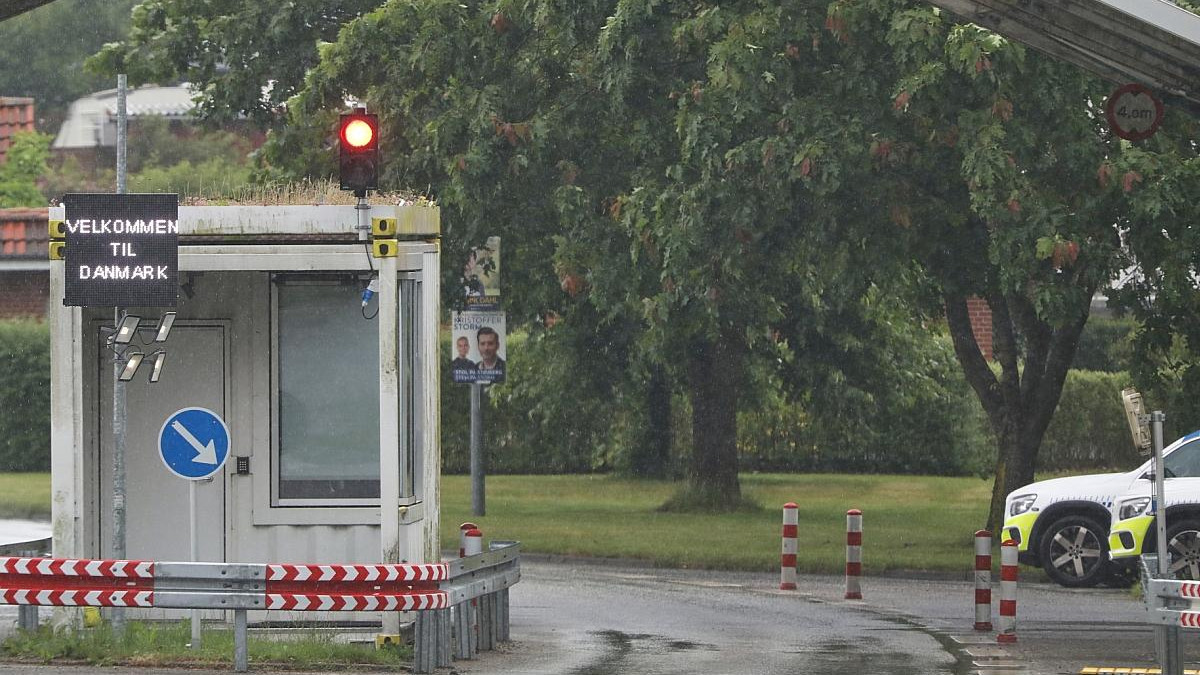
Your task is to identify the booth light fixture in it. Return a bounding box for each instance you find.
[113,315,141,344]
[155,312,176,343]
[119,352,144,381]
[149,351,167,383]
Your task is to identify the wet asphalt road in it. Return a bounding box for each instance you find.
[2,557,1199,674]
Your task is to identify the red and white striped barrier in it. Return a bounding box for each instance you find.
[780,503,798,590]
[265,561,449,612]
[265,591,447,611]
[459,522,479,558]
[0,556,155,607]
[998,539,1018,643]
[266,563,448,583]
[974,529,992,631]
[845,509,862,600]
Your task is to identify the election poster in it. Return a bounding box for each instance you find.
[450,311,506,384]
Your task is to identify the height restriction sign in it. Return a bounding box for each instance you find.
[1105,83,1164,142]
[63,193,179,307]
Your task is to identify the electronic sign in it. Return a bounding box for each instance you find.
[63,193,179,307]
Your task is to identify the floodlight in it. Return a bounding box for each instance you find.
[119,352,145,381]
[155,312,176,342]
[1122,387,1152,454]
[113,315,142,344]
[149,351,167,383]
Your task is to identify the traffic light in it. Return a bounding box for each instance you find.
[339,108,379,197]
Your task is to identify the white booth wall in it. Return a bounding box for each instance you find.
[78,268,431,568]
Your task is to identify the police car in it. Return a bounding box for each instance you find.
[1001,431,1200,587]
[1108,430,1200,577]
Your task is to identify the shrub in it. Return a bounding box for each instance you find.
[1037,370,1143,471]
[0,320,50,471]
[1073,316,1136,372]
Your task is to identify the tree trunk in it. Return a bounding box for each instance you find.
[945,288,1092,531]
[684,331,742,506]
[630,365,672,478]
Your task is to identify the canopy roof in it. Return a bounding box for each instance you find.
[927,0,1200,114]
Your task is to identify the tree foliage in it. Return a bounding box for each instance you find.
[0,131,50,207]
[98,0,1200,521]
[0,0,136,126]
[88,0,382,127]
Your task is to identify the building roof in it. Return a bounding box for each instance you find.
[52,85,197,150]
[0,97,35,162]
[0,208,48,260]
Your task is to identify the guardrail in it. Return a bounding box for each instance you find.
[1,539,519,673]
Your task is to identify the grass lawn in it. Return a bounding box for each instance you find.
[0,473,50,521]
[1,622,409,668]
[439,473,994,575]
[0,471,997,575]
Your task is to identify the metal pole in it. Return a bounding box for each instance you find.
[470,383,485,517]
[116,74,127,194]
[189,479,201,648]
[111,74,129,638]
[233,608,248,672]
[1151,411,1181,675]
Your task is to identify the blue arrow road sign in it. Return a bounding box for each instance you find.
[158,407,230,480]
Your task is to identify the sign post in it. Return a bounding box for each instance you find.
[159,407,230,649]
[451,239,505,517]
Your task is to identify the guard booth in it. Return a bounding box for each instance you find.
[46,202,442,621]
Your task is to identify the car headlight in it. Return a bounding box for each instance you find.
[1118,496,1153,521]
[1009,493,1037,516]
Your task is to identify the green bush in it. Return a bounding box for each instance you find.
[1073,316,1136,372]
[1037,370,1142,471]
[0,320,50,471]
[441,331,616,474]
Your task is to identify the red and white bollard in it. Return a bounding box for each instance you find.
[463,527,483,558]
[845,509,862,600]
[998,539,1018,643]
[974,529,993,631]
[780,503,798,590]
[459,522,479,557]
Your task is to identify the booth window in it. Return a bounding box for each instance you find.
[274,275,380,504]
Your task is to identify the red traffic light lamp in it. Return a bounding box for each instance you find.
[339,108,379,197]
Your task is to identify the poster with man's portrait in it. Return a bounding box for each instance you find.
[450,311,507,384]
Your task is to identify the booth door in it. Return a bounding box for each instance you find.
[98,323,227,563]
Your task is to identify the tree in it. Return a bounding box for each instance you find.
[100,0,1200,522]
[88,0,382,127]
[0,131,50,207]
[0,0,136,127]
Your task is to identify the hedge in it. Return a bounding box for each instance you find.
[0,320,50,472]
[1038,369,1145,471]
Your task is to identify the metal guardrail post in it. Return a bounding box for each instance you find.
[233,608,248,672]
[1142,554,1183,675]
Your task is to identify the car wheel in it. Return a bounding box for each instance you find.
[1165,519,1200,579]
[1038,514,1110,588]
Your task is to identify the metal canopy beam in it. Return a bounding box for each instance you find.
[927,0,1200,114]
[0,0,59,23]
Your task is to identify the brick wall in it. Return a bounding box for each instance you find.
[966,296,993,361]
[0,271,48,318]
[0,207,50,319]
